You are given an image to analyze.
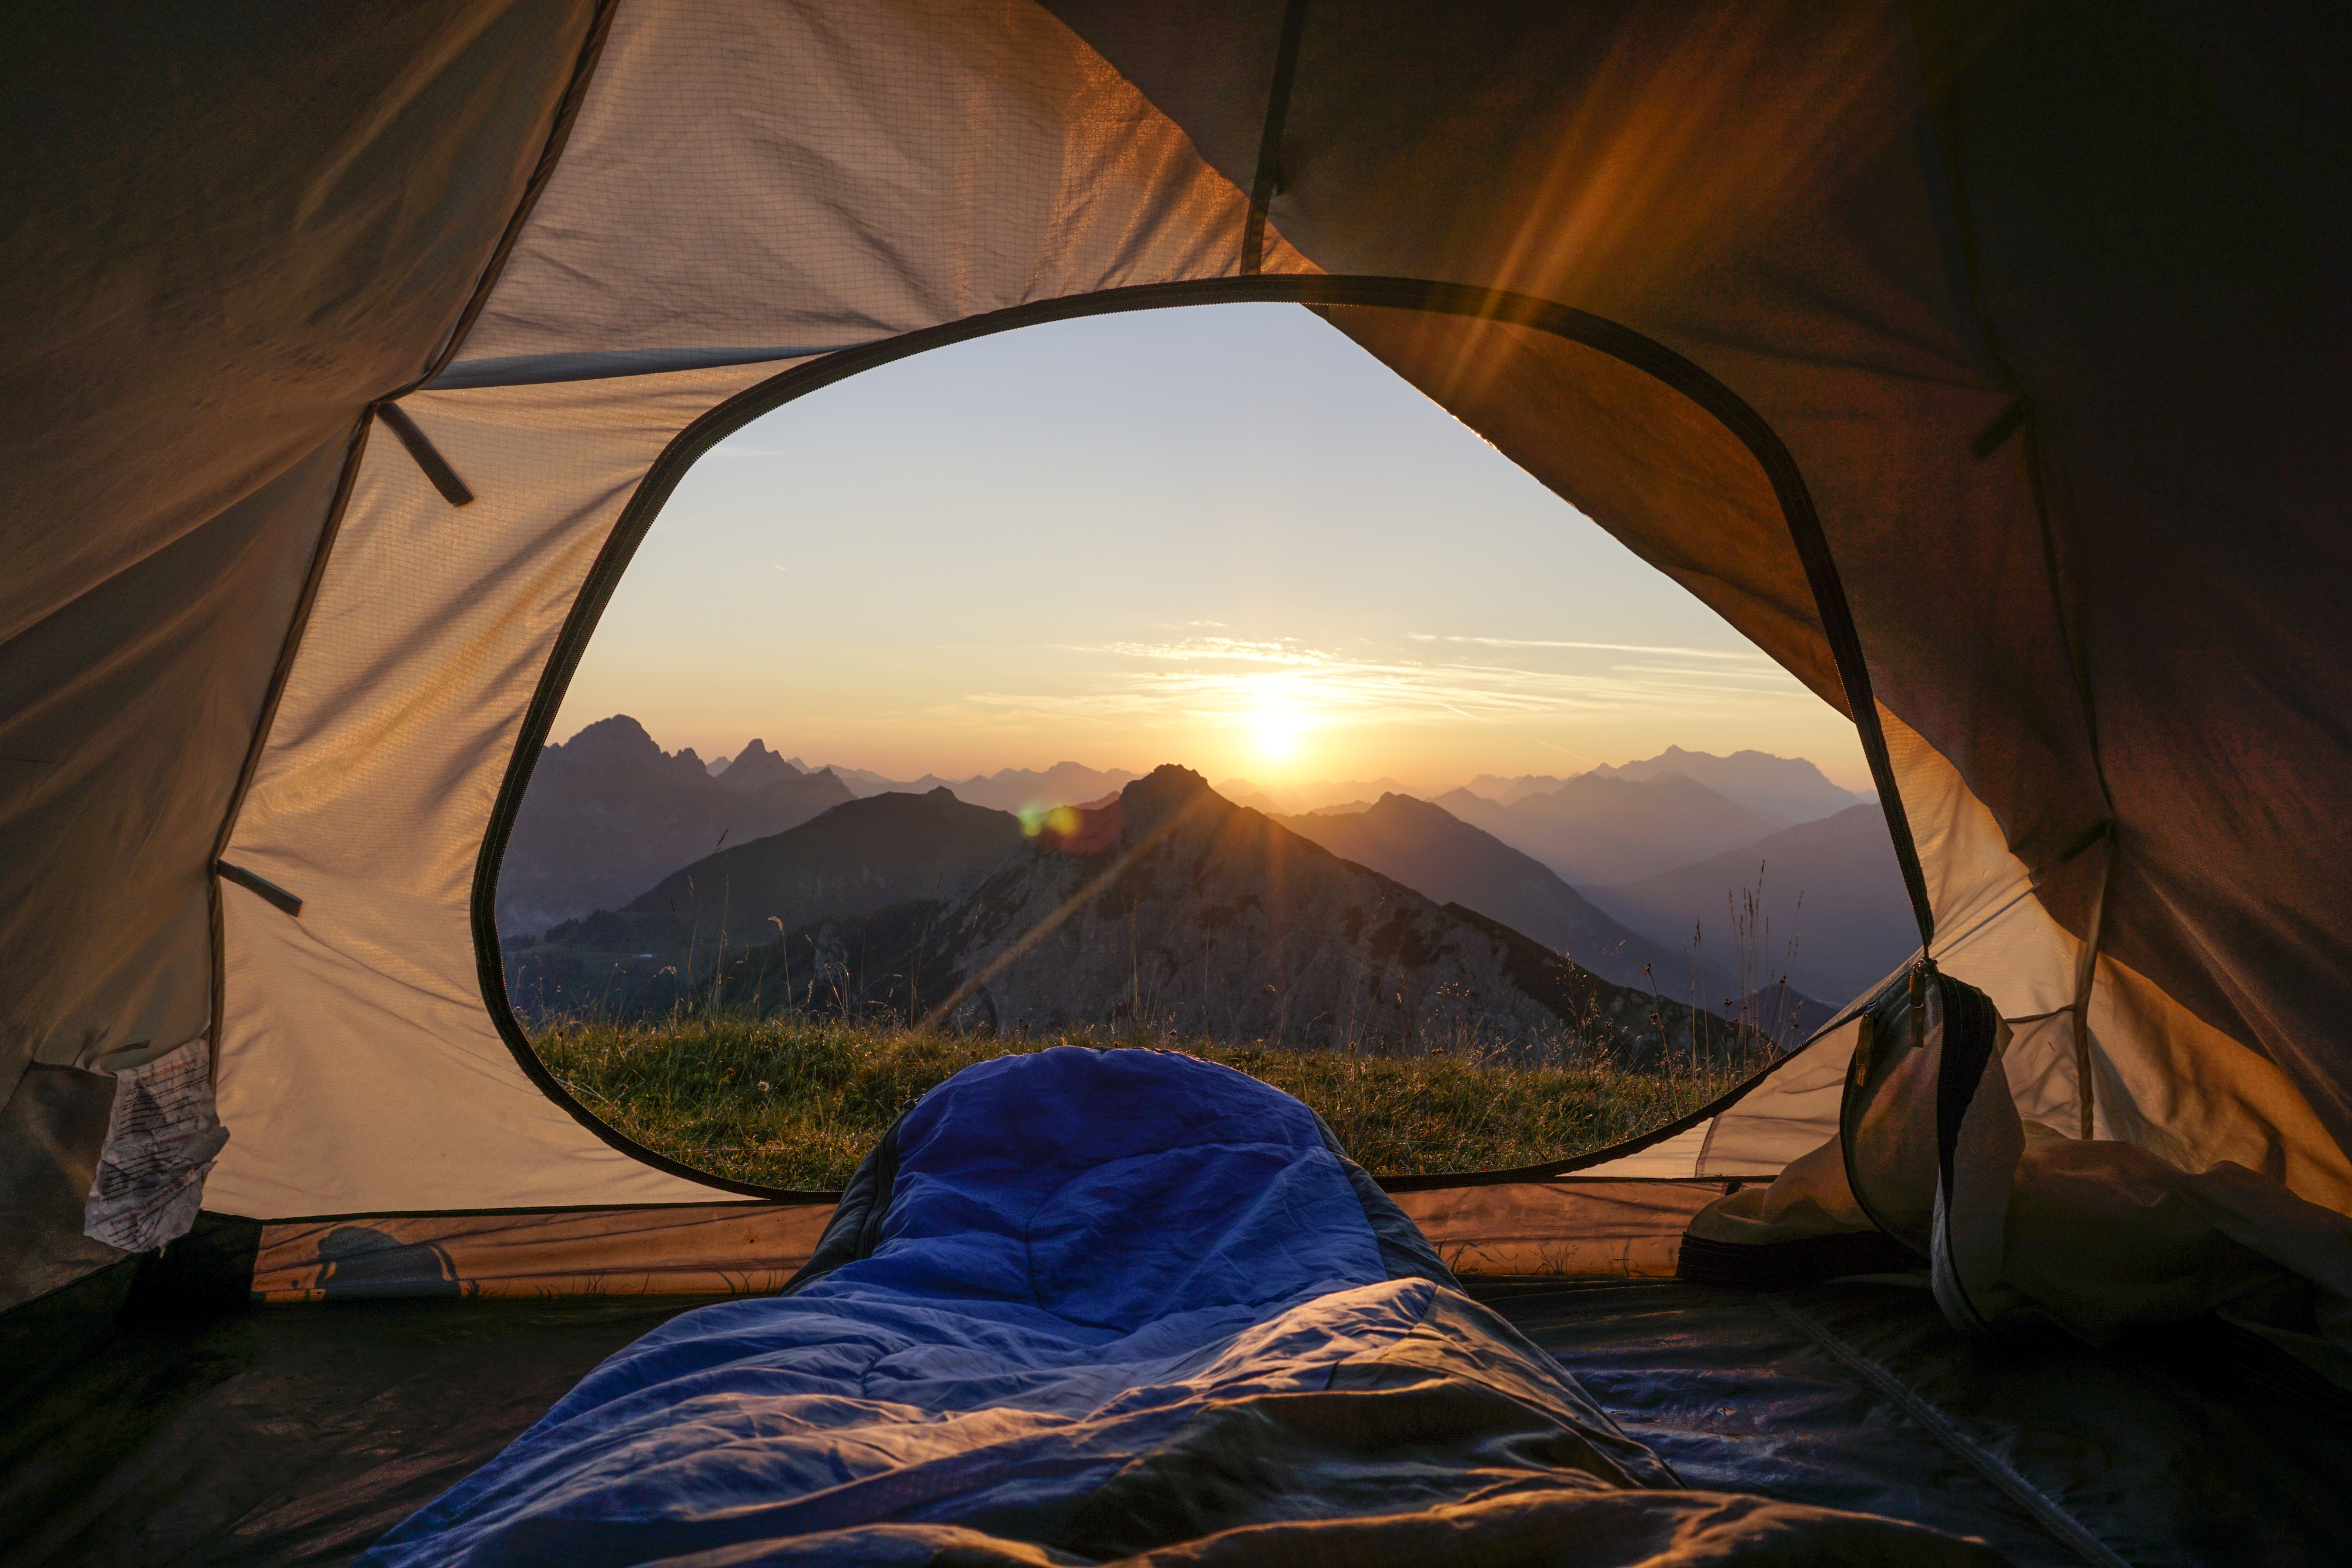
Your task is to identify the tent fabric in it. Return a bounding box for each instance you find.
[1683,971,2352,1381]
[349,1048,1991,1566]
[0,0,2345,1336]
[201,0,1315,1223]
[185,0,2346,1240]
[0,2,604,1302]
[248,1203,837,1303]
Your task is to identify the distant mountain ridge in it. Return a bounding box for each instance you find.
[1582,802,1913,1004]
[519,789,1027,1000]
[505,723,1883,1017]
[1462,774,1572,805]
[711,740,803,793]
[1434,772,1782,885]
[1588,746,1870,824]
[1273,793,1793,1009]
[1213,776,1421,814]
[812,760,1141,815]
[511,768,1755,1063]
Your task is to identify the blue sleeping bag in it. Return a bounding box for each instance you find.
[362,1048,1999,1566]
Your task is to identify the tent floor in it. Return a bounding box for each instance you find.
[3,1275,2341,1567]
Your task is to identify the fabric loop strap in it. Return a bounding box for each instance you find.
[375,403,476,506]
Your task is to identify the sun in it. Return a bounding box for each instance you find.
[1250,704,1301,764]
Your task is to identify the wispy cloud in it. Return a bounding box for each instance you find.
[1409,633,1770,661]
[1073,637,1325,666]
[922,634,1810,733]
[1607,664,1793,680]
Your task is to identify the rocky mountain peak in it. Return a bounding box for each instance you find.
[715,738,801,792]
[554,713,663,764]
[1118,764,1218,831]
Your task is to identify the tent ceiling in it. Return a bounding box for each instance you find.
[2,0,2346,1298]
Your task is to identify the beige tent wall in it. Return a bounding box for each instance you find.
[0,0,599,1091]
[447,0,1309,375]
[211,367,793,1218]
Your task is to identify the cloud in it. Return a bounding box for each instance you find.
[1073,637,1324,666]
[1606,664,1796,680]
[1409,633,1771,661]
[932,634,1812,734]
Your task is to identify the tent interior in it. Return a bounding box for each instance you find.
[5,1,2350,1563]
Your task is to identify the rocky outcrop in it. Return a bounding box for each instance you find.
[711,738,799,793]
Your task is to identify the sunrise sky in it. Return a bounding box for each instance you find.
[552,303,1870,793]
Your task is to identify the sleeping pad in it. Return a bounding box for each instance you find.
[361,1047,2002,1566]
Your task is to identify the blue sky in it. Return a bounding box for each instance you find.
[554,303,1869,791]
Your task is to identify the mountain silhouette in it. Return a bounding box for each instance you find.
[818,760,1140,815]
[1581,803,1912,1004]
[1588,746,1869,825]
[1212,775,1419,813]
[1434,772,1781,884]
[497,716,854,934]
[711,739,801,793]
[693,768,1751,1064]
[1274,793,1756,1001]
[532,788,1025,967]
[1461,774,1572,805]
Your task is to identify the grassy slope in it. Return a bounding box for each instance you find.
[532,1017,1749,1189]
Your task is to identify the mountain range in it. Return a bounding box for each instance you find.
[634,769,1747,1064]
[805,760,1140,815]
[1462,773,1573,805]
[530,788,1024,970]
[1432,773,1783,884]
[1211,776,1419,814]
[507,720,1905,1018]
[497,717,854,935]
[1586,745,1871,824]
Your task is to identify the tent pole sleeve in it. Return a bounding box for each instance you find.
[215,861,302,918]
[1240,0,1308,276]
[373,405,475,506]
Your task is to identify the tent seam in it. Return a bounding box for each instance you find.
[1240,0,1309,276]
[399,0,623,394]
[204,413,375,1089]
[1904,0,2120,1140]
[1765,1297,2130,1568]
